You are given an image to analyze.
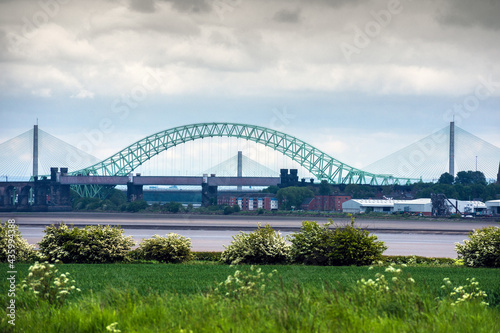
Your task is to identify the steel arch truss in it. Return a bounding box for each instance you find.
[71,123,419,196]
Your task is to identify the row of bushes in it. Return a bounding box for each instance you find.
[1,218,386,265]
[220,218,388,265]
[2,220,500,267]
[0,221,193,264]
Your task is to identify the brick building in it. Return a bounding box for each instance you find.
[218,194,278,211]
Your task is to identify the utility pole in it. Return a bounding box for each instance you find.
[237,151,242,191]
[449,121,454,176]
[33,124,38,178]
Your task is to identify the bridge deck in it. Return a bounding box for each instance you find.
[59,176,281,186]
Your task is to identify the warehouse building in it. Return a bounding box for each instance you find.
[342,198,488,216]
[342,199,403,214]
[486,200,500,215]
[446,199,488,215]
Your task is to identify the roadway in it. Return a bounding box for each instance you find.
[2,212,499,258]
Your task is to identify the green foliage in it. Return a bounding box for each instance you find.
[163,201,184,213]
[382,255,455,266]
[72,189,127,211]
[440,277,489,306]
[288,220,334,265]
[223,206,234,215]
[455,170,487,186]
[261,185,279,194]
[353,265,425,320]
[318,180,331,195]
[232,204,241,213]
[220,224,290,265]
[39,223,135,263]
[276,186,314,210]
[136,234,193,263]
[0,220,38,263]
[126,200,148,212]
[289,216,387,266]
[414,181,499,201]
[19,261,81,307]
[108,189,127,206]
[438,172,455,185]
[192,252,222,261]
[344,184,377,199]
[4,264,500,332]
[456,226,500,268]
[214,265,277,299]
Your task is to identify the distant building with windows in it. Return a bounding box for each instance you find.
[218,194,278,211]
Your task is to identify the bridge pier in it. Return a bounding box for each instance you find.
[0,167,72,212]
[18,185,31,208]
[0,186,15,207]
[127,183,143,202]
[202,174,218,207]
[33,180,49,207]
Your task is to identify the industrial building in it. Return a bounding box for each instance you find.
[486,200,500,215]
[447,200,487,215]
[342,199,415,215]
[342,198,488,216]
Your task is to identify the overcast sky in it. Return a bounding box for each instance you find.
[0,0,499,172]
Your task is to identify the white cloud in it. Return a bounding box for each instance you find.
[72,89,94,99]
[0,0,498,176]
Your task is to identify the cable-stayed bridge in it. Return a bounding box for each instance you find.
[364,123,500,182]
[0,126,100,181]
[0,121,498,202]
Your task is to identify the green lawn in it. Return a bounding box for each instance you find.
[1,263,500,332]
[2,263,500,301]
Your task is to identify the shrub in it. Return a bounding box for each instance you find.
[193,252,222,261]
[19,261,80,307]
[223,206,234,215]
[165,202,184,213]
[126,200,148,212]
[455,226,500,268]
[288,220,333,265]
[0,220,38,262]
[39,223,135,263]
[289,216,387,266]
[137,234,193,263]
[220,224,290,265]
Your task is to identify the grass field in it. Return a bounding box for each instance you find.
[2,262,500,299]
[1,262,500,332]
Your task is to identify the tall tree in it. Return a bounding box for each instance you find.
[319,180,331,195]
[455,171,486,186]
[277,186,314,210]
[438,172,454,185]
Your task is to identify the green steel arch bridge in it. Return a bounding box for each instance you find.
[70,122,419,197]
